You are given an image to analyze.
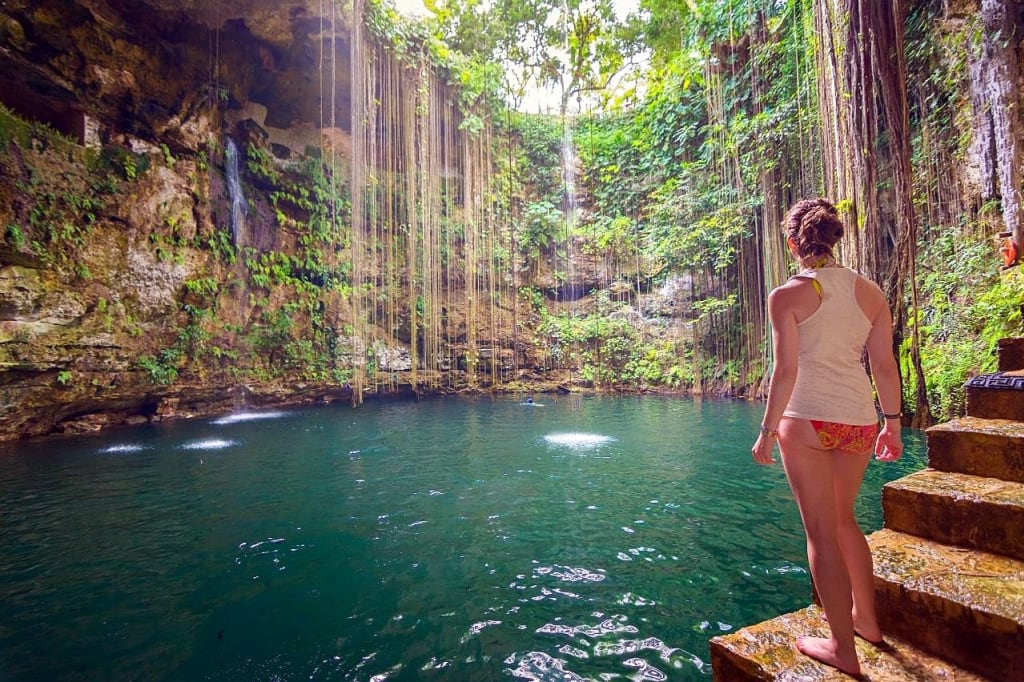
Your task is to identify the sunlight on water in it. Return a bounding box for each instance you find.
[98,443,148,454]
[543,432,614,448]
[212,410,287,425]
[179,438,237,450]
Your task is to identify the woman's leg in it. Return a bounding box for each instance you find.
[832,446,881,643]
[777,419,861,675]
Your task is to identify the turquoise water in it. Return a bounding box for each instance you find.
[0,396,926,681]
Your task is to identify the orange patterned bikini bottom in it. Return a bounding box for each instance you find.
[809,420,878,454]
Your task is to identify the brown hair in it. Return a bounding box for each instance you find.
[784,198,844,257]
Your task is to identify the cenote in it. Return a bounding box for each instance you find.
[0,396,927,681]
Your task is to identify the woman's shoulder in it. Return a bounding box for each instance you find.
[773,276,815,295]
[850,270,884,296]
[769,276,819,311]
[823,266,880,292]
[851,271,888,318]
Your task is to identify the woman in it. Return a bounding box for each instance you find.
[751,198,903,677]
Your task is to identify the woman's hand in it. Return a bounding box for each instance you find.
[874,424,903,461]
[752,433,777,465]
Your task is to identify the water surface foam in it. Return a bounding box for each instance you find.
[543,432,614,448]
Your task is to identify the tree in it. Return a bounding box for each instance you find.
[814,0,931,425]
[426,0,640,115]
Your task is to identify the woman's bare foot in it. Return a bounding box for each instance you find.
[796,636,862,677]
[854,626,884,646]
[822,612,884,645]
[850,609,883,645]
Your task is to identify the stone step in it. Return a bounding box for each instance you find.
[869,529,1024,681]
[709,604,987,681]
[926,417,1024,483]
[965,371,1024,421]
[882,469,1024,561]
[996,338,1024,372]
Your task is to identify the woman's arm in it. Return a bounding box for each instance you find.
[861,278,903,461]
[752,286,801,464]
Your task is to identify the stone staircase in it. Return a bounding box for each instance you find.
[709,339,1024,681]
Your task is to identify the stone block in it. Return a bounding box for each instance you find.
[883,469,1024,561]
[869,529,1024,681]
[926,417,1024,483]
[965,372,1024,421]
[710,604,986,681]
[998,337,1024,371]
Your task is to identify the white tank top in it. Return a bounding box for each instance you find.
[782,267,878,425]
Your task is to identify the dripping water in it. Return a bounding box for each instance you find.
[225,137,247,246]
[561,122,578,219]
[224,136,252,414]
[561,115,582,390]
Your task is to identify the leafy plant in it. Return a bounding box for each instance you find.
[138,348,183,385]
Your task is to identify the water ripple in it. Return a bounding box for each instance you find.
[533,563,606,583]
[505,651,587,681]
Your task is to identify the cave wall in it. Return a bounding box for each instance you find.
[0,1,372,440]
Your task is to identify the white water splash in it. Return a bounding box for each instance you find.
[181,439,237,450]
[99,444,148,454]
[543,433,614,448]
[212,411,286,425]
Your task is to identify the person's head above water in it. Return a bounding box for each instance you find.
[784,198,844,259]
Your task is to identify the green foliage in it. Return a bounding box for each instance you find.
[269,156,351,251]
[693,294,738,322]
[123,152,138,180]
[364,0,503,116]
[510,113,565,203]
[205,229,236,264]
[623,339,688,387]
[138,347,183,385]
[12,170,111,262]
[169,304,211,362]
[96,297,114,331]
[426,0,640,113]
[246,143,279,183]
[534,292,691,388]
[184,277,220,300]
[0,103,85,158]
[646,182,752,272]
[519,200,564,256]
[249,303,304,370]
[159,143,176,168]
[910,233,1024,420]
[5,223,26,248]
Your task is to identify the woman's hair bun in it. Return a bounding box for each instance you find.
[785,198,844,257]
